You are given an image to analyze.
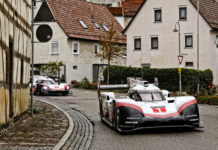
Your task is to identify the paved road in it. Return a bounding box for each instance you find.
[38,89,218,150]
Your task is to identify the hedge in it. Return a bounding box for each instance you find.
[103,65,213,94]
[197,96,218,105]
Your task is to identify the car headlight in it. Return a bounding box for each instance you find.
[43,86,50,91]
[65,85,70,90]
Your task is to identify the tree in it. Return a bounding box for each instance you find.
[41,61,64,84]
[98,22,122,84]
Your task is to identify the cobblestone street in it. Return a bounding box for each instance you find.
[44,101,94,150]
[0,100,68,150]
[0,97,94,150]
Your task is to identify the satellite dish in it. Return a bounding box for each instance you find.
[36,24,53,42]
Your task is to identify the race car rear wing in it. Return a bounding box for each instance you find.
[98,84,129,90]
[97,79,149,91]
[97,81,130,99]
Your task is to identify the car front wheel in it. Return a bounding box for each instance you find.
[113,104,120,131]
[36,87,42,96]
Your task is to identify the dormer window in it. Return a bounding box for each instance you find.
[79,20,88,29]
[102,24,109,32]
[94,22,100,29]
[33,0,36,7]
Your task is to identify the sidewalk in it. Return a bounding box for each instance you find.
[0,100,68,150]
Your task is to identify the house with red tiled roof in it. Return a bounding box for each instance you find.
[34,0,126,83]
[107,0,144,27]
[124,0,218,84]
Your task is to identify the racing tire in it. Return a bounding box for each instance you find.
[36,87,43,96]
[62,93,68,96]
[113,103,119,131]
[99,100,103,122]
[36,89,41,96]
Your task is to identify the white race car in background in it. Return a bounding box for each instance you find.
[30,75,53,88]
[33,78,70,96]
[98,79,200,132]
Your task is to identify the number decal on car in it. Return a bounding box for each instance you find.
[151,107,166,113]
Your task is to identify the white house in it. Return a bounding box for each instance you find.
[34,0,126,83]
[124,0,218,84]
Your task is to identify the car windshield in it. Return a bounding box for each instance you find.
[139,92,165,102]
[43,80,56,85]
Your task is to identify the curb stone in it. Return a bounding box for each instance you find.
[35,98,94,150]
[35,99,74,150]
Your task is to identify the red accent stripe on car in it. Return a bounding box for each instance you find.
[177,100,197,113]
[116,102,144,113]
[116,100,197,118]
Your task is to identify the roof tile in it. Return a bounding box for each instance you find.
[46,0,126,43]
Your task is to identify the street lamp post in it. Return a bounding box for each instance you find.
[173,21,182,95]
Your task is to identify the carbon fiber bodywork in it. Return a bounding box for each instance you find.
[116,103,200,131]
[41,90,69,95]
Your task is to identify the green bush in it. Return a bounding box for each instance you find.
[71,79,97,90]
[103,65,213,94]
[197,96,218,105]
[72,82,81,88]
[80,77,90,89]
[90,82,97,90]
[71,80,77,84]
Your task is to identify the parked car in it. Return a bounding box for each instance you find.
[33,79,70,96]
[98,79,200,132]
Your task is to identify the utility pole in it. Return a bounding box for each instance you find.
[30,0,35,116]
[197,0,200,94]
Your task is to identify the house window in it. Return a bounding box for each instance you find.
[151,37,158,49]
[73,66,78,70]
[102,24,109,32]
[179,7,187,20]
[20,59,24,84]
[33,0,36,7]
[93,22,100,29]
[94,44,99,55]
[122,47,127,57]
[50,41,59,54]
[154,9,162,22]
[73,42,79,54]
[134,37,141,50]
[79,20,88,29]
[185,62,193,67]
[185,35,193,48]
[142,63,151,68]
